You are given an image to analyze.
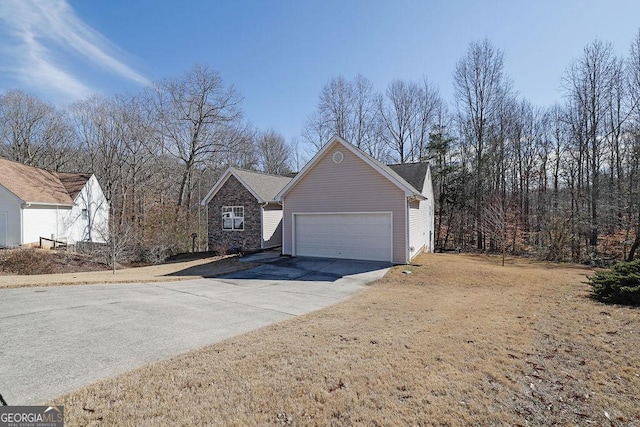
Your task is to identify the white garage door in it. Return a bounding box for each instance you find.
[294,213,392,262]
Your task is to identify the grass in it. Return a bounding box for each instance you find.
[54,254,640,425]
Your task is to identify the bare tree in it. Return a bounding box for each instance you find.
[626,29,640,260]
[319,76,352,140]
[0,90,74,169]
[564,40,619,252]
[215,122,258,170]
[70,95,126,205]
[302,75,381,156]
[256,129,291,174]
[288,136,308,172]
[482,196,509,266]
[454,39,511,249]
[150,64,243,209]
[302,110,332,152]
[351,75,380,154]
[378,80,417,163]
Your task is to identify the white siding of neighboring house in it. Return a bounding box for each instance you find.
[22,206,71,244]
[61,175,109,244]
[262,204,283,249]
[0,184,22,247]
[282,143,408,264]
[20,175,109,246]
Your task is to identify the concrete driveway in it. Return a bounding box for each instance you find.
[0,257,390,405]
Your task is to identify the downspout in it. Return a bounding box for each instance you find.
[405,197,410,264]
[20,202,32,245]
[260,202,268,249]
[203,202,208,251]
[20,204,25,245]
[277,200,285,256]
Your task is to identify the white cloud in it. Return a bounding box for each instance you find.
[0,0,149,100]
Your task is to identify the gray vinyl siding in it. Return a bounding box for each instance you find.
[0,184,22,246]
[282,143,408,264]
[262,203,283,248]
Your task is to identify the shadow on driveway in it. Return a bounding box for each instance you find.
[164,257,257,279]
[221,256,393,282]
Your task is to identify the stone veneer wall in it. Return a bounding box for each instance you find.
[207,175,262,253]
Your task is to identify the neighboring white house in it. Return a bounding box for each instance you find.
[0,157,109,248]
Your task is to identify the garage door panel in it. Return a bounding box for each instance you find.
[294,213,392,262]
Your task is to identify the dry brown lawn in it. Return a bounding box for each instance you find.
[55,254,640,426]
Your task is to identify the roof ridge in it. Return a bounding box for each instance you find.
[0,156,92,176]
[386,160,430,166]
[55,171,93,177]
[231,167,292,179]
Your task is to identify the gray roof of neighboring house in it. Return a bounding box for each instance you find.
[0,157,90,205]
[231,168,292,202]
[387,162,430,193]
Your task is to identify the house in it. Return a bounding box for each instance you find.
[0,157,109,248]
[201,167,292,253]
[275,136,434,264]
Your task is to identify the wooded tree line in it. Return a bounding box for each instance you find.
[0,64,292,260]
[302,31,640,264]
[2,30,640,264]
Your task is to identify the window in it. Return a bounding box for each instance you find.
[82,209,88,220]
[222,206,244,230]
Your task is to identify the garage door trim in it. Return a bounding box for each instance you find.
[292,211,393,262]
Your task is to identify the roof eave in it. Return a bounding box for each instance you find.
[276,136,419,200]
[408,193,427,201]
[22,201,75,208]
[200,167,266,206]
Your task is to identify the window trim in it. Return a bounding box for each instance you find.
[222,206,244,231]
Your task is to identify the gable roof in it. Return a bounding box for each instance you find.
[0,157,92,206]
[201,167,292,205]
[56,172,92,200]
[276,136,428,201]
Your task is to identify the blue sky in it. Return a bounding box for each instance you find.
[1,0,639,143]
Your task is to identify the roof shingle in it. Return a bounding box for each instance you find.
[387,162,430,193]
[0,157,90,205]
[231,168,292,202]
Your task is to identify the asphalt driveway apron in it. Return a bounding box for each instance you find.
[0,257,390,405]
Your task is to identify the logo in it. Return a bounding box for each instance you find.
[0,406,64,427]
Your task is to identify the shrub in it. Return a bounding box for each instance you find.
[587,260,640,306]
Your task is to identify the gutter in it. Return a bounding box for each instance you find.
[22,201,74,208]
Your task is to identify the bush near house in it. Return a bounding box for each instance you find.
[0,248,110,275]
[587,260,640,306]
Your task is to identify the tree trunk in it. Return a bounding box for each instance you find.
[627,237,639,261]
